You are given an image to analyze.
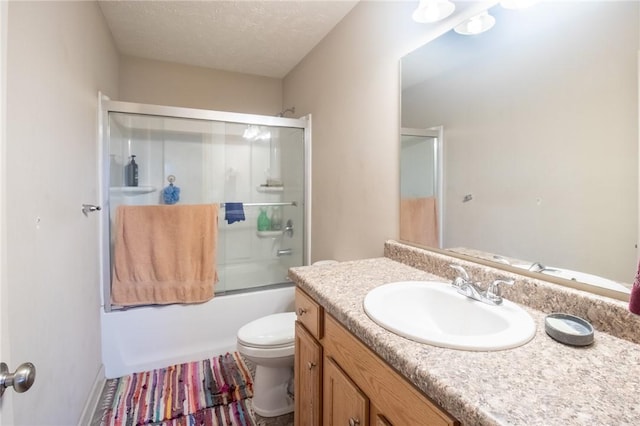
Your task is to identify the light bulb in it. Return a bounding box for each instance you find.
[467,17,483,34]
[412,0,455,24]
[454,11,496,35]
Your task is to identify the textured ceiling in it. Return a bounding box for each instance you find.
[98,0,359,78]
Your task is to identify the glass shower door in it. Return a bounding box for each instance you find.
[218,122,305,293]
[105,107,307,309]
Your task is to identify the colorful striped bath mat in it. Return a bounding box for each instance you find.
[154,400,255,426]
[102,352,255,426]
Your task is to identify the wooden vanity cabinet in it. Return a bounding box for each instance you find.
[323,356,369,426]
[295,289,323,426]
[295,321,322,426]
[323,314,458,426]
[295,287,323,338]
[295,288,458,426]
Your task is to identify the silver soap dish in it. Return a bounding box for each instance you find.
[545,313,594,346]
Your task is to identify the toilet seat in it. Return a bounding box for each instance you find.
[237,312,296,350]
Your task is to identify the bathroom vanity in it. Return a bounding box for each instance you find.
[290,241,640,425]
[294,286,457,426]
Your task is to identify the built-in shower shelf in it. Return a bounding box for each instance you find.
[256,230,283,238]
[256,186,284,193]
[110,186,157,195]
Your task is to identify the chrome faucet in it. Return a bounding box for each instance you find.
[528,262,562,275]
[450,264,484,300]
[450,264,515,306]
[492,255,512,265]
[277,248,293,256]
[528,262,546,272]
[484,278,515,305]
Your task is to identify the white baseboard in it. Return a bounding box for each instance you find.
[78,364,106,426]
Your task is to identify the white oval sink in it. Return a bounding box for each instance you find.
[363,281,536,351]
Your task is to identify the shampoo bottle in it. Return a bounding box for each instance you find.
[270,206,282,231]
[257,208,271,231]
[125,155,139,187]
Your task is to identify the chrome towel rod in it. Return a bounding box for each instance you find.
[220,201,297,208]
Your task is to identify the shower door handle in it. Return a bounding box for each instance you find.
[81,204,102,216]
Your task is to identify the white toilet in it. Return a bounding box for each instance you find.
[236,311,296,417]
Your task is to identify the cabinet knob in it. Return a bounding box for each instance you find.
[307,361,316,370]
[297,307,307,316]
[349,418,360,426]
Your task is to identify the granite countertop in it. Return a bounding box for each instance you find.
[289,257,640,426]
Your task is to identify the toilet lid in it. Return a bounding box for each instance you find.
[237,312,296,348]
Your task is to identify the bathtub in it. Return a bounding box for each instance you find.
[101,284,295,378]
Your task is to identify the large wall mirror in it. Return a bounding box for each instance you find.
[400,1,638,299]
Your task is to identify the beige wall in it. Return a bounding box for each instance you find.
[119,55,283,115]
[116,1,475,263]
[283,1,459,262]
[6,1,118,423]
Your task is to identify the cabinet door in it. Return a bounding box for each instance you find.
[375,415,392,426]
[324,315,458,426]
[323,356,368,426]
[371,406,392,426]
[295,321,322,426]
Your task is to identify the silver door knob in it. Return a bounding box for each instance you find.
[0,362,36,397]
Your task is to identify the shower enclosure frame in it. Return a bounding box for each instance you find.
[97,93,312,313]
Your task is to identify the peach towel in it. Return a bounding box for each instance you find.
[111,204,219,306]
[399,197,439,248]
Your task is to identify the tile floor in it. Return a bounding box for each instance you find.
[254,411,294,426]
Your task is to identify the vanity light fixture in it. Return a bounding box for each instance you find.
[412,0,455,23]
[454,11,496,35]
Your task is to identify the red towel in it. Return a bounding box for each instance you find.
[629,260,640,315]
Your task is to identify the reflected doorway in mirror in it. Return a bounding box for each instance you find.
[399,126,443,248]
